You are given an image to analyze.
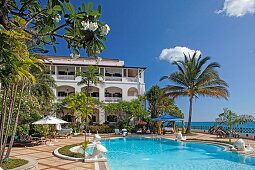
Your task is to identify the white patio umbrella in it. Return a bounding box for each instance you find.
[32,115,68,125]
[32,115,69,145]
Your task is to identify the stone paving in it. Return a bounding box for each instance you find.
[10,136,96,170]
[9,131,255,170]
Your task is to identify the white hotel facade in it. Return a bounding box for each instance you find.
[43,56,146,124]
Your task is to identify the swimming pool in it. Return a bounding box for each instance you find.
[101,137,255,170]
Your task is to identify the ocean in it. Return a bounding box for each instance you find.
[179,121,255,128]
[175,121,255,134]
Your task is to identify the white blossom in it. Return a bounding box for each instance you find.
[89,22,98,31]
[81,21,90,30]
[53,14,61,22]
[70,53,80,59]
[100,24,110,36]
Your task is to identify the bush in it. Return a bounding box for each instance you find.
[87,125,114,133]
[30,124,49,137]
[16,125,30,136]
[124,126,135,133]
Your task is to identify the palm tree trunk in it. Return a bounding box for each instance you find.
[1,84,17,162]
[5,82,26,160]
[0,86,9,163]
[229,126,232,143]
[186,96,193,133]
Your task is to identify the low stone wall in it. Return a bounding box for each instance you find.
[192,129,255,140]
[12,157,38,170]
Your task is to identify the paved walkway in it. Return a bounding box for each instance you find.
[9,132,255,169]
[10,136,96,170]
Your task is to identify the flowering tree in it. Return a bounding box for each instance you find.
[0,0,110,57]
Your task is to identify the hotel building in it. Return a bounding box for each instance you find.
[43,56,146,124]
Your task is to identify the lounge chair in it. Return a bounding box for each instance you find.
[163,127,174,134]
[114,129,120,135]
[136,129,142,134]
[13,136,40,147]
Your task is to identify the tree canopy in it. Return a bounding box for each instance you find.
[0,0,110,57]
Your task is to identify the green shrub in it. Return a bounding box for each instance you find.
[31,124,49,137]
[124,126,135,132]
[87,125,114,133]
[16,125,30,136]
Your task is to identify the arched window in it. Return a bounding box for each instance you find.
[127,87,138,96]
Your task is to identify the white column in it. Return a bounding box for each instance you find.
[55,66,58,76]
[98,108,105,124]
[99,85,105,102]
[75,86,81,93]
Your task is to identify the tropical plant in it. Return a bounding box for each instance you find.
[0,0,110,57]
[146,85,183,118]
[215,108,254,142]
[63,92,100,125]
[77,65,104,96]
[63,91,99,162]
[146,85,162,118]
[103,97,149,127]
[160,52,229,133]
[29,65,56,115]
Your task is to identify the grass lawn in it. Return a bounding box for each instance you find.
[0,159,28,170]
[58,143,84,158]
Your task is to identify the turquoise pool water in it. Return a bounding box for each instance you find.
[101,137,255,170]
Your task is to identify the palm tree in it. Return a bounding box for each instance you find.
[160,52,229,133]
[77,65,104,96]
[216,108,254,142]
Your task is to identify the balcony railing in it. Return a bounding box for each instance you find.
[104,97,122,102]
[56,75,75,80]
[105,76,122,81]
[126,77,138,82]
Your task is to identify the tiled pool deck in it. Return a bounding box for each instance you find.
[9,132,255,169]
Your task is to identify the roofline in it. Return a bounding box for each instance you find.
[40,55,120,62]
[44,62,147,70]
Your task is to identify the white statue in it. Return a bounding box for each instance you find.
[234,139,253,151]
[92,134,101,144]
[91,144,108,159]
[175,132,186,141]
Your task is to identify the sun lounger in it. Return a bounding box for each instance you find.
[114,129,120,135]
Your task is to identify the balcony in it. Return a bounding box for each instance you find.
[56,75,75,80]
[104,97,122,102]
[105,76,122,81]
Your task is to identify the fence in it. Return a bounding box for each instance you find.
[176,125,255,134]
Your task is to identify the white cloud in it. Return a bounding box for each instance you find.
[217,0,255,17]
[158,46,201,63]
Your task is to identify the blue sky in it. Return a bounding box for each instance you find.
[48,0,255,122]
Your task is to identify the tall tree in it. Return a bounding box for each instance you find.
[0,29,41,163]
[160,53,229,133]
[146,85,183,118]
[216,108,254,142]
